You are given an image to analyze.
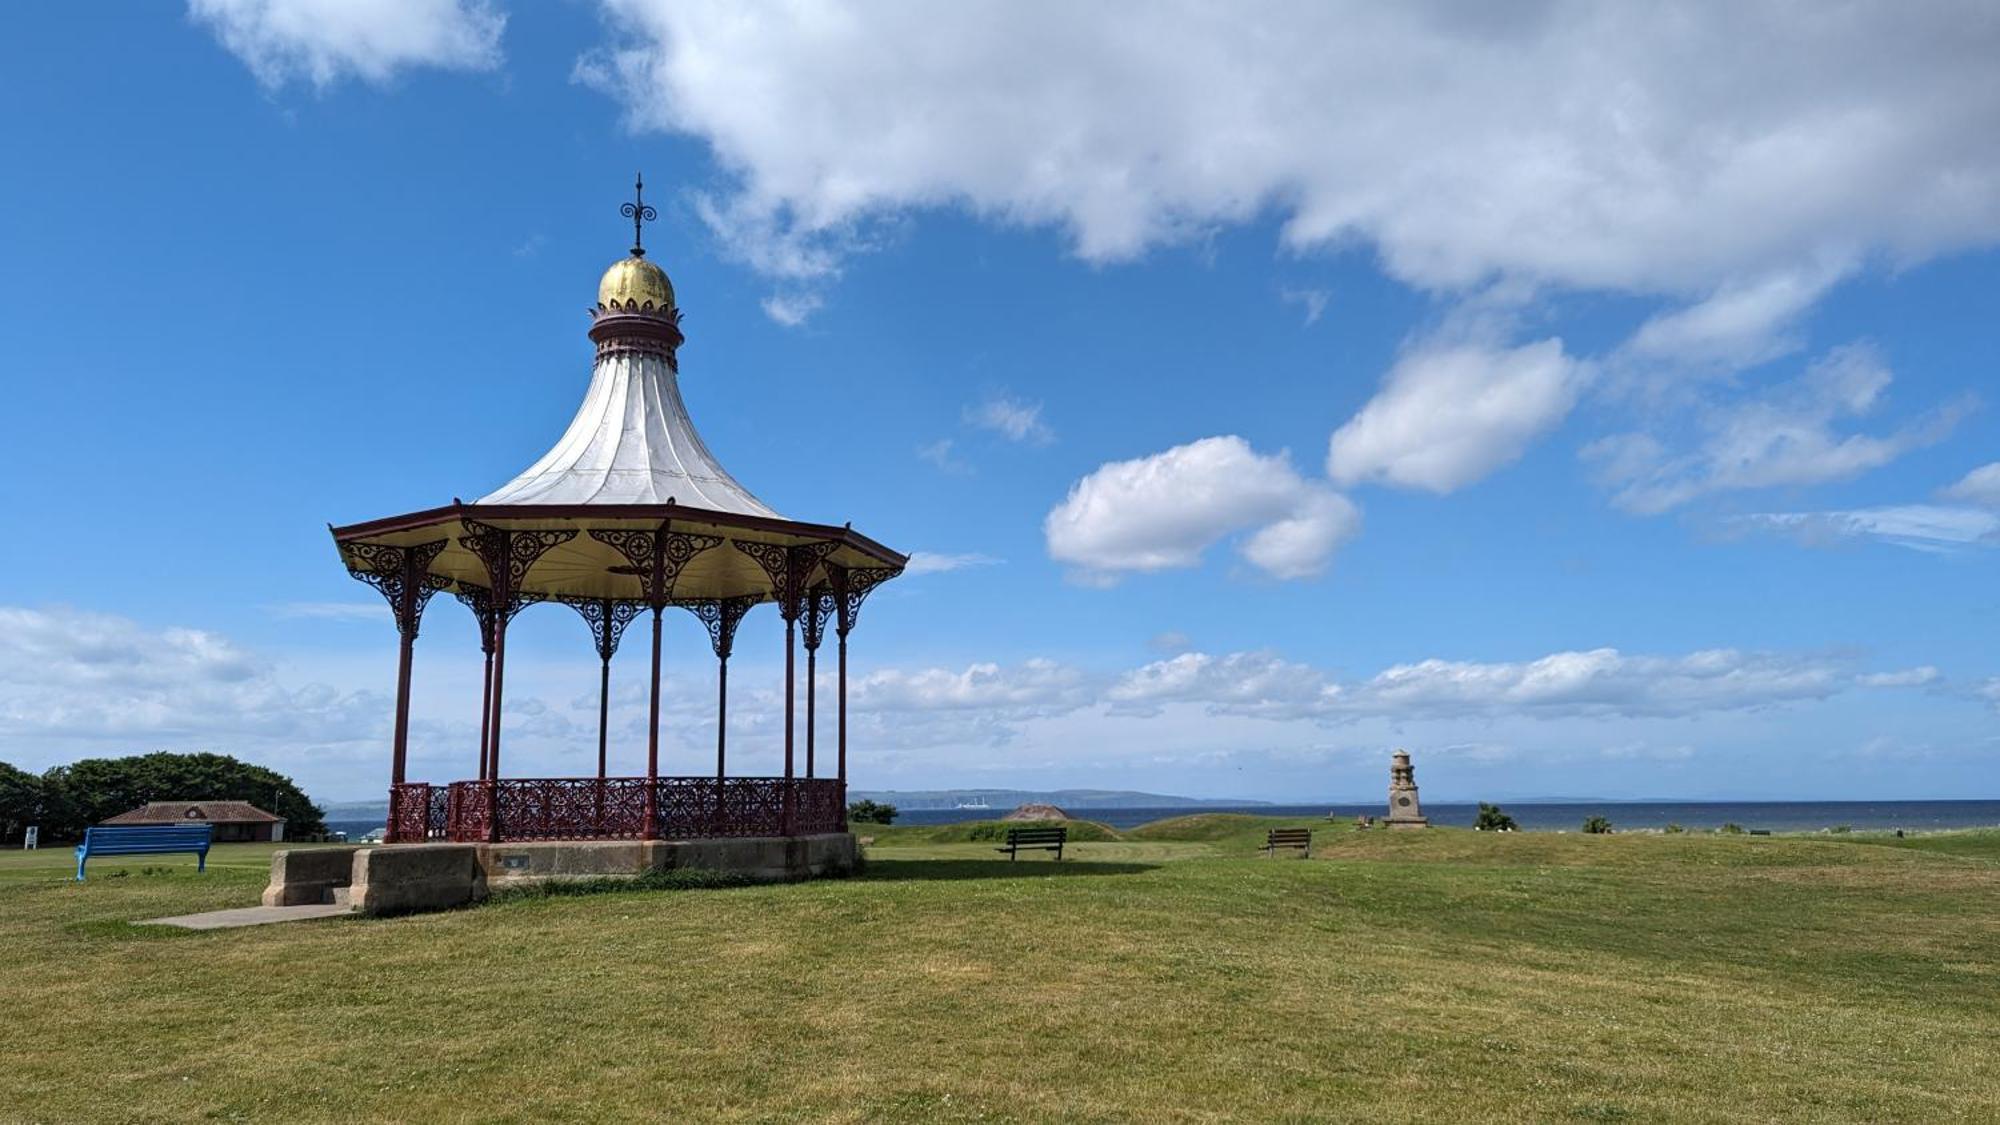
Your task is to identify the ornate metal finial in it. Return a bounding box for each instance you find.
[621,173,657,257]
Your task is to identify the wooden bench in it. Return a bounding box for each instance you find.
[994,825,1066,861]
[1263,827,1312,857]
[74,824,212,882]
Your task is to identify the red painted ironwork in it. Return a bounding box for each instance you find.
[344,539,452,804]
[679,595,760,778]
[388,783,431,843]
[423,777,843,843]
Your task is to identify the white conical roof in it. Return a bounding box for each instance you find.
[477,349,781,517]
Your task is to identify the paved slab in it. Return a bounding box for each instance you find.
[141,903,354,930]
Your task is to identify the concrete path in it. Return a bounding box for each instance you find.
[141,903,354,930]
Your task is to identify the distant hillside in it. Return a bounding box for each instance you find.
[849,789,1272,810]
[324,789,1275,819]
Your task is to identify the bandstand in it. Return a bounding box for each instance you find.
[334,179,904,848]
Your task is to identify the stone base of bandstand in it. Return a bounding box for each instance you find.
[263,833,858,917]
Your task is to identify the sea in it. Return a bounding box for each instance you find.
[326,799,2000,839]
[896,799,2000,833]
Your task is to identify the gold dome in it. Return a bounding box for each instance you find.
[598,255,674,311]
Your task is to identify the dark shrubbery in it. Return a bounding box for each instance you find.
[31,752,325,841]
[0,761,45,845]
[847,799,898,825]
[1582,815,1614,835]
[1474,802,1518,831]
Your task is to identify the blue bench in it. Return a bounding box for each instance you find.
[75,825,212,881]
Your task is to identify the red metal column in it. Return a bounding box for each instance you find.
[805,644,817,779]
[837,633,848,787]
[486,613,509,844]
[783,618,797,779]
[715,654,729,779]
[477,647,494,780]
[390,628,415,787]
[782,617,797,835]
[837,632,848,832]
[643,604,662,840]
[596,655,611,780]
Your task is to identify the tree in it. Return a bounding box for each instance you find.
[847,799,898,825]
[37,752,325,841]
[1581,815,1613,834]
[1474,802,1517,832]
[0,761,44,845]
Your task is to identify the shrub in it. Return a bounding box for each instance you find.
[36,751,324,841]
[1474,802,1518,832]
[1581,815,1614,835]
[1719,823,1745,835]
[847,799,898,825]
[0,761,43,846]
[1664,823,1685,834]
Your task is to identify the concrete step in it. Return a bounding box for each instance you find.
[143,903,354,930]
[329,886,353,908]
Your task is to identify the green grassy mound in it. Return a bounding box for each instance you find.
[1830,826,2000,861]
[857,816,1124,845]
[1126,811,1344,848]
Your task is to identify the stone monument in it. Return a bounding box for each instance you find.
[1385,748,1429,829]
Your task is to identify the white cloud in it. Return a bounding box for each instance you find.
[1942,462,2000,507]
[1622,265,1840,373]
[1279,287,1331,326]
[581,2,2000,306]
[1239,491,1362,580]
[1106,644,1866,723]
[1045,436,1357,582]
[189,0,504,89]
[964,395,1054,445]
[1734,504,2000,553]
[0,606,382,745]
[759,291,824,327]
[915,438,971,475]
[1108,651,1339,719]
[1352,648,1844,719]
[850,659,1093,718]
[903,552,1002,576]
[1976,678,2000,712]
[1858,667,1943,689]
[1329,338,1583,493]
[1586,344,1967,514]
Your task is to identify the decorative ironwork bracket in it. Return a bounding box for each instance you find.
[455,581,549,655]
[590,525,723,606]
[734,540,839,623]
[677,595,762,661]
[557,595,648,662]
[459,519,576,602]
[341,539,452,639]
[825,561,903,638]
[798,585,835,653]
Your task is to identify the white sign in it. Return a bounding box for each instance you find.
[24,826,38,850]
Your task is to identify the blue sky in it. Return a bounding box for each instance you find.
[2,2,1997,804]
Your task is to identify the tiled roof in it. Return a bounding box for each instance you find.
[101,801,283,825]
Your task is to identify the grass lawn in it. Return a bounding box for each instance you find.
[2,817,1996,1122]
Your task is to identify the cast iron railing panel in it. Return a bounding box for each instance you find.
[404,777,845,842]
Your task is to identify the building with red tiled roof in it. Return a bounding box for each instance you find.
[101,801,285,843]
